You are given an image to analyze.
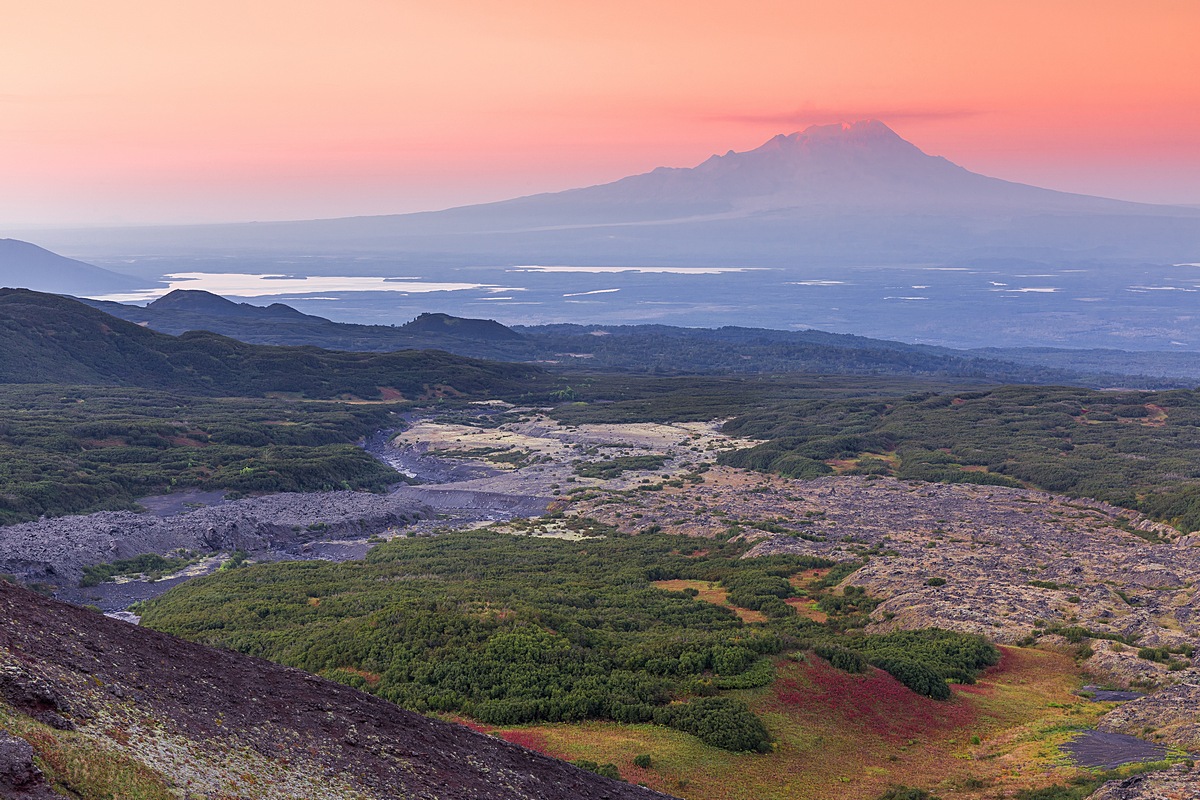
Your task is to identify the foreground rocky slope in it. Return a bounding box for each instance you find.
[0,580,671,799]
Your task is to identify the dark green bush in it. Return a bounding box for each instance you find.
[813,644,868,674]
[654,697,772,753]
[572,760,622,781]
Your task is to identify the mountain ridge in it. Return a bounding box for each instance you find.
[0,238,151,295]
[75,289,1196,387]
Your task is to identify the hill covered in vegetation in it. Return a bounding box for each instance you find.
[1,288,546,399]
[83,291,531,360]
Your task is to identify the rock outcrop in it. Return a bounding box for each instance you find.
[1088,762,1199,799]
[0,732,57,799]
[1097,683,1200,753]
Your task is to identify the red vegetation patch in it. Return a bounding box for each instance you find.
[955,682,991,696]
[376,387,407,401]
[450,717,493,735]
[951,648,1016,697]
[773,658,976,744]
[972,644,1021,687]
[338,666,382,687]
[790,568,830,585]
[499,729,555,754]
[168,436,207,447]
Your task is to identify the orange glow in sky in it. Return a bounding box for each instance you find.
[2,0,1198,224]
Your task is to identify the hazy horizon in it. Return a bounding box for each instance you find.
[3,1,1199,226]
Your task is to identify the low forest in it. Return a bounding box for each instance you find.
[140,527,998,753]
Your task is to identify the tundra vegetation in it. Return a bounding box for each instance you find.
[6,374,1200,530]
[552,382,1200,532]
[140,527,998,753]
[0,386,406,524]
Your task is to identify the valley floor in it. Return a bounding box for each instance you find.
[6,404,1199,799]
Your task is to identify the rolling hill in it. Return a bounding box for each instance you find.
[79,290,1191,388]
[0,288,544,399]
[83,290,529,358]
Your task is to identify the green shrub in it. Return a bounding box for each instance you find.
[712,658,776,689]
[870,656,950,700]
[770,454,833,479]
[813,644,868,674]
[80,553,194,587]
[654,697,772,753]
[574,455,667,479]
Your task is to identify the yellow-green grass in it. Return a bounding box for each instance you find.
[0,702,174,800]
[786,570,831,622]
[475,646,1112,800]
[651,579,767,623]
[825,452,900,475]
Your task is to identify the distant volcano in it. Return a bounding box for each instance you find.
[332,120,1153,231]
[20,121,1200,264]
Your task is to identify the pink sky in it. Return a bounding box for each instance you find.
[2,0,1199,225]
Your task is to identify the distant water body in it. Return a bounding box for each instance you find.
[81,260,1200,351]
[91,272,515,303]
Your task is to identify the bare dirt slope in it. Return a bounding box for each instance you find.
[0,581,672,800]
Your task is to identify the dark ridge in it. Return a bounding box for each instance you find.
[77,291,1191,388]
[0,288,544,399]
[148,288,315,320]
[79,291,530,360]
[401,311,524,341]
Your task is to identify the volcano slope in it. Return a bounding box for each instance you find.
[0,581,671,800]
